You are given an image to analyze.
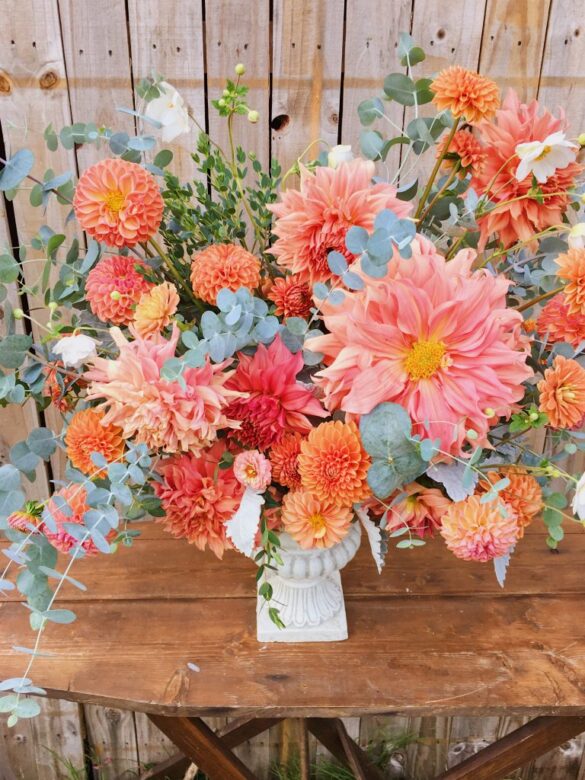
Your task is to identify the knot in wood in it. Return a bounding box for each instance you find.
[39,70,58,90]
[0,73,12,95]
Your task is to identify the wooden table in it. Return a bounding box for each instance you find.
[2,521,585,779]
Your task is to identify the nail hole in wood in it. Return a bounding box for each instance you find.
[437,28,446,40]
[32,41,36,47]
[575,28,581,37]
[176,46,181,52]
[152,43,157,49]
[108,49,112,56]
[271,114,290,132]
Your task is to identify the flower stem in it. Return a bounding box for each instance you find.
[415,117,460,221]
[515,286,564,313]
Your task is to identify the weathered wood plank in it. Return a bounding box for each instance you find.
[205,0,271,170]
[83,704,140,778]
[127,0,206,181]
[58,0,135,168]
[271,0,345,176]
[479,0,552,100]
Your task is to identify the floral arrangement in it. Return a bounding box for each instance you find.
[1,35,585,724]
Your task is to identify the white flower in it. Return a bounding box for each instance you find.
[568,223,585,249]
[144,82,190,143]
[53,334,97,368]
[514,131,578,184]
[572,473,585,521]
[328,144,354,169]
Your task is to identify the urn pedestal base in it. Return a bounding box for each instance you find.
[256,524,361,643]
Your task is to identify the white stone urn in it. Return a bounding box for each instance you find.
[256,522,361,642]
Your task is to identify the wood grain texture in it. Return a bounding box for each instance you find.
[127,0,206,181]
[83,704,140,778]
[272,0,345,176]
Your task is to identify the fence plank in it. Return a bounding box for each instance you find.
[538,2,585,131]
[127,0,206,181]
[342,0,413,173]
[272,0,345,177]
[205,0,271,170]
[0,0,79,482]
[57,0,135,169]
[84,704,140,778]
[479,0,552,100]
[133,711,177,771]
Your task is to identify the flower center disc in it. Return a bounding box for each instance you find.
[404,339,447,381]
[105,190,126,214]
[308,513,326,535]
[534,144,552,162]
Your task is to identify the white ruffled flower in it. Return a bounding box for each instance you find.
[572,473,585,521]
[144,82,190,143]
[53,334,97,368]
[328,144,354,169]
[568,223,585,249]
[514,131,578,184]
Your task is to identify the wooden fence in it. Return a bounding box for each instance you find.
[1,0,585,777]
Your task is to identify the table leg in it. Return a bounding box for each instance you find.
[307,718,385,780]
[435,716,585,780]
[147,714,258,780]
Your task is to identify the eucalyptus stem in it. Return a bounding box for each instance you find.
[147,237,200,306]
[415,117,460,220]
[418,161,461,223]
[515,286,564,313]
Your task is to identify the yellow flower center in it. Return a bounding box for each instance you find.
[308,513,326,533]
[244,464,258,480]
[534,145,552,162]
[104,190,126,214]
[404,339,447,381]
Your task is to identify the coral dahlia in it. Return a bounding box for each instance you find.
[473,90,583,249]
[190,244,261,304]
[556,248,585,315]
[44,485,112,556]
[479,468,542,536]
[269,433,304,489]
[269,158,411,284]
[134,281,179,337]
[537,293,585,348]
[86,325,242,453]
[85,255,153,325]
[387,483,451,538]
[225,336,327,450]
[65,408,125,476]
[310,237,532,455]
[281,490,353,549]
[155,441,244,559]
[73,158,163,248]
[233,450,272,492]
[298,420,371,506]
[437,128,487,176]
[431,66,500,124]
[440,495,519,562]
[267,275,313,319]
[538,355,585,429]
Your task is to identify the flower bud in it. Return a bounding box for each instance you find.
[222,89,230,97]
[529,411,539,422]
[48,301,58,312]
[247,110,259,124]
[218,98,226,108]
[110,290,122,301]
[235,63,246,76]
[483,407,495,418]
[13,308,24,320]
[466,429,478,440]
[578,133,585,147]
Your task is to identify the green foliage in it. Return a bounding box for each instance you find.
[0,150,34,191]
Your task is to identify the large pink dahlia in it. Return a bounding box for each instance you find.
[309,238,532,455]
[269,159,411,284]
[155,441,244,559]
[85,325,242,453]
[473,90,583,249]
[225,336,327,450]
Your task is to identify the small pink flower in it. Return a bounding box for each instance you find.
[233,450,272,492]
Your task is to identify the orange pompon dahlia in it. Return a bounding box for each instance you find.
[269,432,304,489]
[537,293,585,348]
[431,66,500,124]
[267,275,313,319]
[44,485,113,555]
[440,495,519,562]
[65,408,125,476]
[154,441,244,559]
[73,158,163,247]
[556,248,585,315]
[387,483,451,539]
[298,420,371,506]
[85,255,153,325]
[538,355,585,429]
[190,244,261,304]
[480,468,542,536]
[269,159,411,284]
[133,281,179,337]
[437,128,487,176]
[281,490,353,549]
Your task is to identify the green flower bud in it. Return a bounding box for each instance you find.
[13,308,24,320]
[235,63,246,76]
[247,110,260,124]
